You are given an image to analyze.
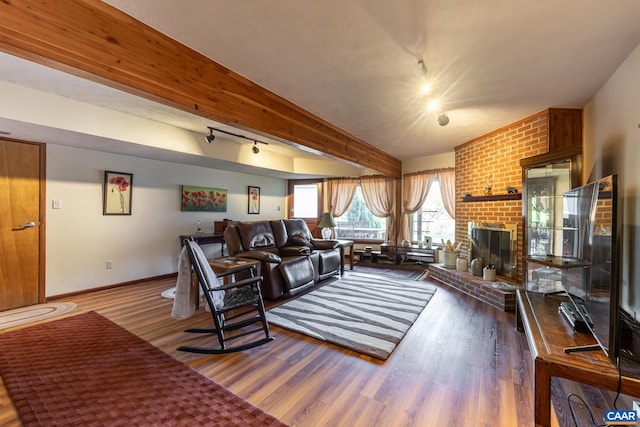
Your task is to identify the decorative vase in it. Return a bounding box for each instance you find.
[443,250,457,268]
[456,257,468,272]
[470,258,483,276]
[483,266,496,282]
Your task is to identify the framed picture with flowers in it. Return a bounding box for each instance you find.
[103,171,133,215]
[181,185,228,212]
[248,186,260,214]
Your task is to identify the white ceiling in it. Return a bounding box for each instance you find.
[2,1,640,173]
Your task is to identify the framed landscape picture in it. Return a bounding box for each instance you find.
[103,171,133,215]
[181,185,228,212]
[248,186,260,214]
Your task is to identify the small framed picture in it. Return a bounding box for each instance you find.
[248,186,260,214]
[103,171,133,215]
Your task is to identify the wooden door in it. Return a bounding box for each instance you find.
[287,179,323,238]
[0,138,45,310]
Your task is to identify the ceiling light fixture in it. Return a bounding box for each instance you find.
[205,126,270,149]
[418,59,451,127]
[437,112,450,127]
[205,127,216,143]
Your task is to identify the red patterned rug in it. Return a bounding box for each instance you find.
[0,311,287,426]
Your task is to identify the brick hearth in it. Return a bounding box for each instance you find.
[428,264,517,312]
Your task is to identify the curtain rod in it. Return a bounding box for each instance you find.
[403,167,454,178]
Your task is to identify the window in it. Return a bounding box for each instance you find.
[411,180,454,244]
[334,185,387,240]
[292,183,319,218]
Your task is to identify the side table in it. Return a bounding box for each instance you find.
[191,257,259,309]
[337,240,354,275]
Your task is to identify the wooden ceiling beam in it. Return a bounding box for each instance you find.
[0,0,401,178]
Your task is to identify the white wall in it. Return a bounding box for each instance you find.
[583,42,640,316]
[402,152,455,174]
[46,144,286,297]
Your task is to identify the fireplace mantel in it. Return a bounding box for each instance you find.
[462,194,521,202]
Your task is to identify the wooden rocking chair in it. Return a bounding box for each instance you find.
[177,239,274,354]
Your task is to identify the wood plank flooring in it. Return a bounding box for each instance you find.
[0,266,632,426]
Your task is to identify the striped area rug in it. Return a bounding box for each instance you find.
[266,272,436,360]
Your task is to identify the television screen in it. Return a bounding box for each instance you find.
[562,175,618,359]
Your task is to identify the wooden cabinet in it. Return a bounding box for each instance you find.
[520,147,582,290]
[548,108,583,152]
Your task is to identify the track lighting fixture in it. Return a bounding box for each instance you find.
[205,126,270,152]
[418,59,451,127]
[205,127,216,143]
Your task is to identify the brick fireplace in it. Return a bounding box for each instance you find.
[428,108,582,309]
[454,110,551,283]
[428,110,560,309]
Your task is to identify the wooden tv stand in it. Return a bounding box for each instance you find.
[516,289,640,426]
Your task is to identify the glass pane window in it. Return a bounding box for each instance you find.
[335,185,387,240]
[293,184,318,218]
[411,180,454,244]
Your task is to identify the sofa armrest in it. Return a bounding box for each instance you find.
[279,246,311,257]
[311,239,340,250]
[235,250,282,264]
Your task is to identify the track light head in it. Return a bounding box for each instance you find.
[437,113,450,127]
[205,127,215,143]
[252,142,260,154]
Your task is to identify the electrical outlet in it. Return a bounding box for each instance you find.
[106,260,113,269]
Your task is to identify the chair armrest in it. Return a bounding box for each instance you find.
[210,275,264,292]
[311,239,340,250]
[235,250,282,263]
[279,246,311,256]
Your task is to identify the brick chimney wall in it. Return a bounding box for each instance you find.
[454,110,550,281]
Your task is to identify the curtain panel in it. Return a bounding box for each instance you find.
[327,177,359,217]
[360,175,396,243]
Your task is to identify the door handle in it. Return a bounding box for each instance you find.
[12,221,36,231]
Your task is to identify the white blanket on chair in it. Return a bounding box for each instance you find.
[172,245,195,319]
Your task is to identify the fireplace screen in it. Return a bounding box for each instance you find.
[468,222,517,277]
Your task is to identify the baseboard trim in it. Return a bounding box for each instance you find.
[47,273,178,301]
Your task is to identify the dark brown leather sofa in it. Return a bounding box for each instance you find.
[224,218,342,299]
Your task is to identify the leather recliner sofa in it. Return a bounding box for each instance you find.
[224,218,342,299]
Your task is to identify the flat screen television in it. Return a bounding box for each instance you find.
[561,175,618,359]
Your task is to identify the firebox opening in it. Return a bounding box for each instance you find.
[468,222,517,278]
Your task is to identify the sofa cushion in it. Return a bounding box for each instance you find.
[278,256,315,292]
[283,219,314,241]
[270,220,289,248]
[237,222,276,250]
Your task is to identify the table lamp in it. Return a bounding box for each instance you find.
[318,212,336,239]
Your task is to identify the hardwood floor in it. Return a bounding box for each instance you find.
[1,266,626,426]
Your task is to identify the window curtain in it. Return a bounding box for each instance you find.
[360,175,396,242]
[399,171,437,242]
[437,169,456,219]
[327,177,358,217]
